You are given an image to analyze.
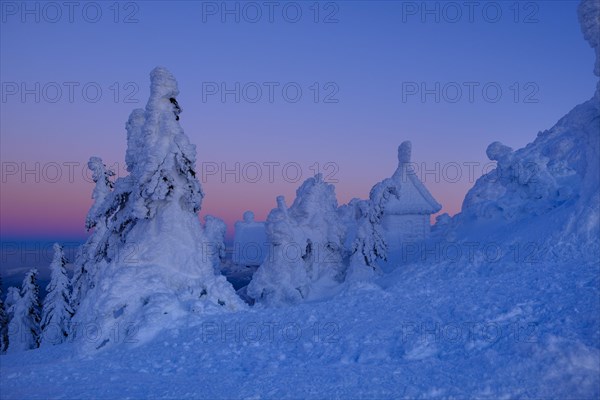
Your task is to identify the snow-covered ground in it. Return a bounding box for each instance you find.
[1,250,598,399]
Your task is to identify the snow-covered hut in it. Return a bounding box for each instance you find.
[381,141,442,249]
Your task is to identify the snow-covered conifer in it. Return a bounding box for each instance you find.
[248,174,346,304]
[72,67,242,350]
[4,287,20,315]
[347,179,399,279]
[7,269,41,352]
[203,215,227,274]
[0,275,8,353]
[247,195,307,304]
[41,244,74,346]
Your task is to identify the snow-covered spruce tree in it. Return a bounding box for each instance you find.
[247,174,346,305]
[0,275,8,353]
[347,179,399,280]
[247,196,308,304]
[287,175,346,287]
[203,215,227,274]
[7,269,41,352]
[3,286,20,352]
[4,287,20,316]
[41,244,74,346]
[71,157,114,310]
[72,67,243,350]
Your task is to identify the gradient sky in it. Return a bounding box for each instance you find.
[1,0,597,247]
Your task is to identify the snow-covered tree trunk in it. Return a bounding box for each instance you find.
[0,275,8,353]
[41,244,74,346]
[7,269,41,352]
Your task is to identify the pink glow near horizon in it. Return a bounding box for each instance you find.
[1,152,466,241]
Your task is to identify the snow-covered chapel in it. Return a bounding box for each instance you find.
[380,141,442,251]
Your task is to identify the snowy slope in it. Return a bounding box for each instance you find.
[1,251,598,399]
